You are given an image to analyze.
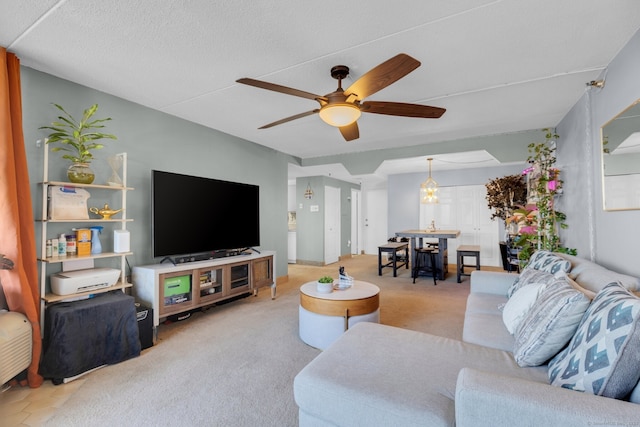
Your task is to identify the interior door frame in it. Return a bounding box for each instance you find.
[324,185,340,264]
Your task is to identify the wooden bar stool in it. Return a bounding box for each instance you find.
[456,245,480,283]
[378,242,409,276]
[412,247,438,286]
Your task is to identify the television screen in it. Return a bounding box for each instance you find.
[152,170,260,259]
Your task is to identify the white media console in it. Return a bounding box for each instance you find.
[132,251,275,329]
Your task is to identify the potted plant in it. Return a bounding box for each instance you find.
[514,129,576,265]
[40,103,117,184]
[485,173,528,233]
[317,276,334,293]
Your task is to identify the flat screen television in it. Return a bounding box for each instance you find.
[152,170,260,259]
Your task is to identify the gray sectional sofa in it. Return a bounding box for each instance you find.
[294,252,640,426]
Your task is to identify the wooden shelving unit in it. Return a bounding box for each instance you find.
[38,145,133,332]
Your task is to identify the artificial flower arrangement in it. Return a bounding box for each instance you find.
[510,129,576,265]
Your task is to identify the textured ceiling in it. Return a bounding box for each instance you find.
[3,1,640,181]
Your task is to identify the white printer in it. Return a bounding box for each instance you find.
[50,267,120,295]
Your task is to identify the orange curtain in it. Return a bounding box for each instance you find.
[0,47,43,388]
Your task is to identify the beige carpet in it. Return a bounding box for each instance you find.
[44,255,482,426]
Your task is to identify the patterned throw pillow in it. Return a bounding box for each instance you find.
[513,275,590,367]
[548,282,640,398]
[525,250,572,275]
[507,268,555,298]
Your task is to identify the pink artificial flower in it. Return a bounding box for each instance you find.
[522,166,534,175]
[548,180,557,191]
[519,225,538,234]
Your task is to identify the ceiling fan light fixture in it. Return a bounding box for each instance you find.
[318,103,361,127]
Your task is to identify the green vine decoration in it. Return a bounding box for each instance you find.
[512,129,576,263]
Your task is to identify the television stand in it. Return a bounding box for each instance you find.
[133,251,275,331]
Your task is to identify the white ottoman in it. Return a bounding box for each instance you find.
[298,280,380,350]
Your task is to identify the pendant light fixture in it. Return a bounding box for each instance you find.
[420,158,438,204]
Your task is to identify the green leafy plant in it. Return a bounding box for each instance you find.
[40,103,117,163]
[318,276,334,283]
[515,129,576,264]
[507,204,539,264]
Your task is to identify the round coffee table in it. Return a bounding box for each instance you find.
[299,280,380,350]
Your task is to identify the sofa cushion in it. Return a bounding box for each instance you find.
[507,268,555,298]
[294,322,547,427]
[630,380,640,403]
[556,253,640,293]
[525,250,572,275]
[463,311,515,352]
[465,292,508,315]
[503,283,544,334]
[548,282,640,398]
[513,276,590,367]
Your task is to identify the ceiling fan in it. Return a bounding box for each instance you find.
[236,53,446,142]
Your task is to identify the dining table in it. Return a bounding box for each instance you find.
[395,229,461,280]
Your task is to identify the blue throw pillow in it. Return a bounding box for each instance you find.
[548,282,640,398]
[525,251,572,275]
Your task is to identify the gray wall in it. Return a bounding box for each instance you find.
[22,67,290,278]
[556,28,640,276]
[295,176,360,264]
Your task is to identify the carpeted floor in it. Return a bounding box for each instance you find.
[43,255,481,426]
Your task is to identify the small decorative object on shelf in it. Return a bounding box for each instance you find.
[66,162,95,184]
[39,103,117,184]
[89,203,124,219]
[317,276,334,293]
[107,153,125,187]
[90,226,103,254]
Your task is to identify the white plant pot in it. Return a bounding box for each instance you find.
[316,281,334,293]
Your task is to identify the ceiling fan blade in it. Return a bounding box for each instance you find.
[258,109,319,129]
[344,54,420,100]
[237,78,326,102]
[339,122,359,141]
[361,101,446,118]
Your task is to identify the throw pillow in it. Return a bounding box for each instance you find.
[513,275,591,367]
[525,250,572,275]
[507,268,555,298]
[503,283,544,334]
[548,282,640,398]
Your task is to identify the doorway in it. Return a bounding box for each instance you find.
[324,186,340,264]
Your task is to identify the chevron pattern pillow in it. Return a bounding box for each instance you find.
[524,250,572,275]
[548,282,640,398]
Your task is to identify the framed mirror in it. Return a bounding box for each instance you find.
[601,99,640,211]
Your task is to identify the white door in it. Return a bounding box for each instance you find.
[350,189,362,255]
[455,185,500,267]
[324,186,340,264]
[420,185,500,267]
[363,187,387,255]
